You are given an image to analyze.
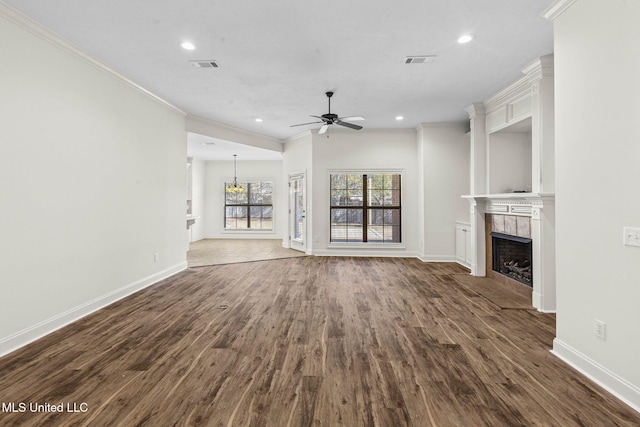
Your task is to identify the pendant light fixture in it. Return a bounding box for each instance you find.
[226,154,245,193]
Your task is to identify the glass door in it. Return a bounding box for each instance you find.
[289,173,306,253]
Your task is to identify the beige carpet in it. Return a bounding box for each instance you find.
[188,238,307,267]
[451,273,533,309]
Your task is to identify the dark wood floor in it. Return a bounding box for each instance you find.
[0,257,638,426]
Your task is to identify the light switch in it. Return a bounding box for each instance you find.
[623,227,640,247]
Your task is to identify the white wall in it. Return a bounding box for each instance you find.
[310,129,420,256]
[551,0,640,411]
[203,160,284,239]
[0,8,187,355]
[488,132,532,193]
[282,132,313,250]
[419,123,470,261]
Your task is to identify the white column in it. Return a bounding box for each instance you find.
[466,103,488,276]
[469,198,486,276]
[530,198,556,312]
[466,103,487,195]
[524,55,555,194]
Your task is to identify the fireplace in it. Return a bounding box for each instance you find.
[491,232,533,287]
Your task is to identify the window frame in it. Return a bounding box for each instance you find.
[223,180,274,232]
[328,170,403,246]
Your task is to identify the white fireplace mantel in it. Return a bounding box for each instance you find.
[463,55,556,313]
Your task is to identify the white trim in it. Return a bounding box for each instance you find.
[542,0,579,21]
[312,249,418,258]
[327,243,405,250]
[419,255,457,263]
[219,231,278,237]
[0,262,187,358]
[308,251,455,263]
[552,339,640,413]
[0,2,185,116]
[483,76,531,115]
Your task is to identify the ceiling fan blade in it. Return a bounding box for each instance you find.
[290,121,323,127]
[338,116,365,122]
[318,124,329,134]
[336,120,363,130]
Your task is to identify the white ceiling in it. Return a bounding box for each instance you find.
[5,0,553,154]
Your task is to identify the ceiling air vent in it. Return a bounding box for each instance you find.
[405,55,436,64]
[189,60,219,68]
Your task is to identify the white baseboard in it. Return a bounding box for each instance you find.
[0,262,187,358]
[306,250,457,261]
[311,249,419,258]
[205,233,282,240]
[551,339,640,413]
[417,254,457,263]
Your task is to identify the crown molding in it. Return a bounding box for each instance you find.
[522,54,555,82]
[0,2,185,115]
[542,0,578,21]
[286,130,313,143]
[466,103,486,120]
[483,76,530,113]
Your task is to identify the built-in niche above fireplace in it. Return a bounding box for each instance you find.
[491,232,533,287]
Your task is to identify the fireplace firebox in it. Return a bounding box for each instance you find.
[491,232,533,287]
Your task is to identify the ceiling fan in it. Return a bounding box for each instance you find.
[290,91,364,134]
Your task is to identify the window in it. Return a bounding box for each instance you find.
[330,173,401,243]
[224,181,273,230]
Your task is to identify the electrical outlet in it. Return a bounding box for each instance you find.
[623,227,640,247]
[154,252,159,262]
[594,319,606,340]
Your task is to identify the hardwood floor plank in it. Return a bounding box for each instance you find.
[1,257,639,426]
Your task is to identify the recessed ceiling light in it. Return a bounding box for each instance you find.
[396,116,404,121]
[255,118,263,123]
[457,34,474,44]
[201,141,215,146]
[180,41,195,50]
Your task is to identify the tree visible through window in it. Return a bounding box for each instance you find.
[330,173,401,243]
[224,181,273,230]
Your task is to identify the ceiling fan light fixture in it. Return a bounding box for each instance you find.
[290,92,364,133]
